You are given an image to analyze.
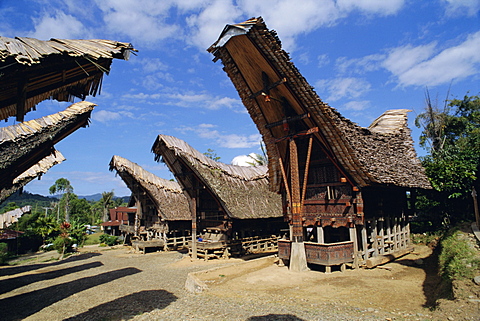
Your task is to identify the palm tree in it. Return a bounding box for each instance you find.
[100,191,114,222]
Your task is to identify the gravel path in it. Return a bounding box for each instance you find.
[2,244,475,321]
[0,246,394,321]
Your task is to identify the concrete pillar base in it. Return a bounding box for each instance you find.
[289,241,309,272]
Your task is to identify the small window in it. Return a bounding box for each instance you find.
[327,186,336,200]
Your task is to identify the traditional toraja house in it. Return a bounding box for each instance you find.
[208,17,432,271]
[151,134,284,259]
[0,102,94,198]
[0,36,135,122]
[0,102,94,200]
[0,151,65,203]
[109,155,191,247]
[0,35,136,202]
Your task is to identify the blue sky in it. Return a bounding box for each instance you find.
[1,0,479,197]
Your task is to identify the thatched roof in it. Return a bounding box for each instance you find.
[0,101,94,190]
[0,37,136,121]
[208,17,431,191]
[109,155,191,221]
[151,134,282,220]
[0,150,65,203]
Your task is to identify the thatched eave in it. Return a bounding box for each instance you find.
[0,36,136,121]
[109,155,191,221]
[208,17,431,191]
[151,134,282,220]
[0,150,65,203]
[0,101,94,190]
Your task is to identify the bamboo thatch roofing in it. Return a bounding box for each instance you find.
[151,134,282,220]
[0,101,94,190]
[208,17,431,191]
[109,155,191,221]
[0,150,65,203]
[0,37,135,121]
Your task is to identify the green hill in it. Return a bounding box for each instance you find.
[0,191,58,213]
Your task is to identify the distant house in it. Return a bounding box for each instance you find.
[0,205,31,228]
[0,36,136,203]
[109,155,191,245]
[0,229,24,252]
[208,17,432,271]
[152,134,285,258]
[101,206,136,238]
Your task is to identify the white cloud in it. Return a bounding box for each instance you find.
[29,11,88,39]
[336,0,405,16]
[382,43,436,76]
[343,100,370,111]
[383,31,480,87]
[94,0,181,45]
[336,54,385,74]
[443,0,480,16]
[92,110,134,123]
[177,124,261,148]
[185,0,242,49]
[317,54,330,68]
[231,153,261,166]
[315,77,371,101]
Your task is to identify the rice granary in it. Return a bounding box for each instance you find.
[108,155,191,252]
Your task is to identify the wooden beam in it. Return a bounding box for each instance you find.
[366,246,413,268]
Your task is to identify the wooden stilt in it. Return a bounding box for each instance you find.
[361,224,368,262]
[350,226,359,268]
[378,218,384,255]
[372,219,378,257]
[317,226,324,243]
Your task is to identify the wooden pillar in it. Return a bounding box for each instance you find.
[361,224,368,261]
[349,226,359,268]
[289,138,303,242]
[288,138,308,272]
[386,217,392,254]
[190,197,197,260]
[317,226,324,243]
[378,218,385,255]
[371,219,378,257]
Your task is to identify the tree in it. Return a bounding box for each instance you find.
[415,92,480,227]
[203,148,221,161]
[100,191,114,222]
[49,178,73,222]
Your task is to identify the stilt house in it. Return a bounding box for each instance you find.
[0,36,135,202]
[151,134,284,258]
[0,102,94,201]
[109,155,191,244]
[208,17,432,271]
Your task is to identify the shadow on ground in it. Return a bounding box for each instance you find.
[64,289,177,321]
[0,252,102,277]
[0,261,103,295]
[247,314,306,321]
[393,245,451,309]
[0,267,141,321]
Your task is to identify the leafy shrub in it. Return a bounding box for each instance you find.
[439,230,480,280]
[99,234,118,246]
[53,235,73,254]
[0,243,9,264]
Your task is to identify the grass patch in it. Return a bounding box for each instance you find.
[439,229,480,281]
[84,232,103,246]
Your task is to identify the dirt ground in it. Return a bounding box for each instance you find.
[1,235,479,320]
[192,243,480,320]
